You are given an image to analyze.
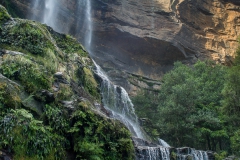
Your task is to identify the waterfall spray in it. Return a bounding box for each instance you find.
[43,0,57,29]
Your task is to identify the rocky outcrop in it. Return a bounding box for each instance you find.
[0,6,135,159]
[1,0,240,91]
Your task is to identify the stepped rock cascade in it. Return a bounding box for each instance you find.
[176,148,209,160]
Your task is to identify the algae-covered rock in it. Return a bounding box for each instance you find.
[0,5,134,160]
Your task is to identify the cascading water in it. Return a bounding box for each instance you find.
[85,0,92,51]
[43,0,57,29]
[158,138,170,148]
[26,1,210,160]
[93,61,145,139]
[176,148,209,160]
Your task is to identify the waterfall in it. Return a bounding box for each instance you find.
[176,148,209,160]
[43,0,57,29]
[85,0,92,51]
[93,61,145,139]
[25,1,210,160]
[137,146,170,160]
[29,0,60,32]
[158,138,170,148]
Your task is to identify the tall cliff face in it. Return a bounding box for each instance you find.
[2,0,239,92]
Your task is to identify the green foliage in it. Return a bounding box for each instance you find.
[53,34,88,57]
[82,67,100,99]
[0,0,23,18]
[0,109,66,159]
[0,5,10,25]
[74,140,104,160]
[133,61,228,151]
[0,7,134,160]
[0,81,21,110]
[214,151,228,160]
[230,129,240,156]
[69,104,134,160]
[0,55,52,93]
[0,19,54,55]
[222,65,240,124]
[44,104,69,134]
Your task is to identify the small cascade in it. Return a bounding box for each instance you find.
[176,147,209,160]
[93,61,145,139]
[158,138,171,148]
[136,146,170,160]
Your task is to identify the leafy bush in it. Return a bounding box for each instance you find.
[133,61,228,151]
[53,33,87,57]
[1,19,54,55]
[0,109,66,159]
[69,104,134,160]
[1,55,52,93]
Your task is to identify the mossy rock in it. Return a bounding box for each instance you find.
[1,54,52,94]
[0,5,10,25]
[83,67,100,99]
[0,6,134,160]
[0,74,21,110]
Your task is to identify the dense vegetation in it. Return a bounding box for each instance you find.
[133,46,240,157]
[0,5,134,160]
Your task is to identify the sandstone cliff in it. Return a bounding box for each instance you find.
[1,0,240,93]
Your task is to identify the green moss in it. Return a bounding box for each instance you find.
[1,54,52,93]
[83,67,100,99]
[0,5,11,25]
[0,81,21,109]
[53,33,88,57]
[1,19,55,56]
[55,83,74,101]
[0,109,67,159]
[0,0,23,18]
[0,6,134,160]
[70,104,134,160]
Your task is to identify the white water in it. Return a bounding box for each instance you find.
[85,0,92,51]
[139,146,170,160]
[93,61,145,139]
[158,138,171,148]
[177,148,209,160]
[43,0,57,29]
[26,1,210,160]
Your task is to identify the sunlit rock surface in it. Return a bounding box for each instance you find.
[2,0,240,93]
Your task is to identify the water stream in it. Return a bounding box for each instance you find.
[27,1,209,160]
[93,61,145,139]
